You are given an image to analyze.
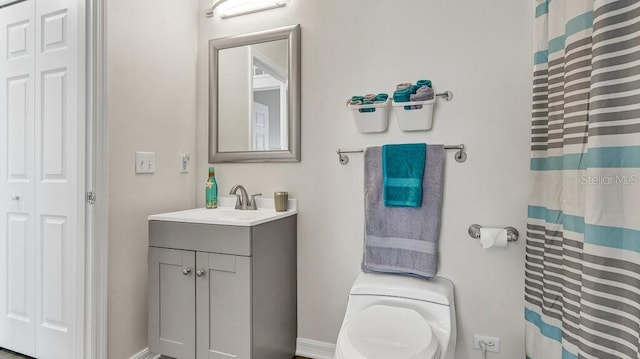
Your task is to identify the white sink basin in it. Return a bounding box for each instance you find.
[148,197,297,226]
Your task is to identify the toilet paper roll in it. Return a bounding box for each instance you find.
[479,228,508,249]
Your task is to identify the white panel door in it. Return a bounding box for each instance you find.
[0,0,36,356]
[33,0,84,358]
[0,0,84,358]
[251,101,269,151]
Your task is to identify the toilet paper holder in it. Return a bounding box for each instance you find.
[468,224,519,242]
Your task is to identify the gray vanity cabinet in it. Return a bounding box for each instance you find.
[195,251,251,359]
[148,215,297,359]
[148,247,197,358]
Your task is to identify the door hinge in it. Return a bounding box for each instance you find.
[86,191,96,205]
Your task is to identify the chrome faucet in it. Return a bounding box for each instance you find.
[229,185,261,210]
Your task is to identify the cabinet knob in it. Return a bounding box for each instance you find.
[182,268,192,275]
[196,270,205,277]
[11,194,20,201]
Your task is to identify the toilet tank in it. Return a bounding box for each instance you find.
[350,272,454,305]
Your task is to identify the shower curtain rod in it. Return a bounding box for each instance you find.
[336,144,467,165]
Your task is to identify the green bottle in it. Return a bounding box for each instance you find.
[206,167,218,209]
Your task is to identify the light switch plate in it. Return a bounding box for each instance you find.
[180,152,190,173]
[135,151,156,174]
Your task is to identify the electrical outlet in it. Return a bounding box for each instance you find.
[135,151,156,174]
[473,335,500,353]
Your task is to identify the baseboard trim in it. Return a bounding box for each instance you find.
[296,337,336,359]
[129,347,161,359]
[130,340,334,359]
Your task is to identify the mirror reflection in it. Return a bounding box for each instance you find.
[209,24,300,163]
[218,39,289,152]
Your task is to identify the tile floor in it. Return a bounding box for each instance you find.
[0,348,32,359]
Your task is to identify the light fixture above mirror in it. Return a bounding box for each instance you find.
[205,0,287,19]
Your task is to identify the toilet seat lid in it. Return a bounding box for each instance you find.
[341,304,440,359]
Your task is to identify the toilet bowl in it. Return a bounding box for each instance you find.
[334,272,456,359]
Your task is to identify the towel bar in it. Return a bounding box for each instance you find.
[347,90,453,106]
[336,144,466,165]
[436,91,453,101]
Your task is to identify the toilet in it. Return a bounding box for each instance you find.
[334,272,456,359]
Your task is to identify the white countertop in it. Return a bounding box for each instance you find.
[148,196,297,227]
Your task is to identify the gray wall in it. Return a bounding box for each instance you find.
[218,46,251,151]
[104,0,534,358]
[107,0,198,358]
[197,1,533,358]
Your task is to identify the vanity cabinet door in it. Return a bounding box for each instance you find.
[196,252,251,359]
[148,247,196,359]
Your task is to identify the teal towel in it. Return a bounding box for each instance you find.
[416,79,432,88]
[360,99,375,113]
[393,88,411,102]
[382,143,426,207]
[393,88,412,110]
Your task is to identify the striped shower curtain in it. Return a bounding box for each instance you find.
[526,1,640,358]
